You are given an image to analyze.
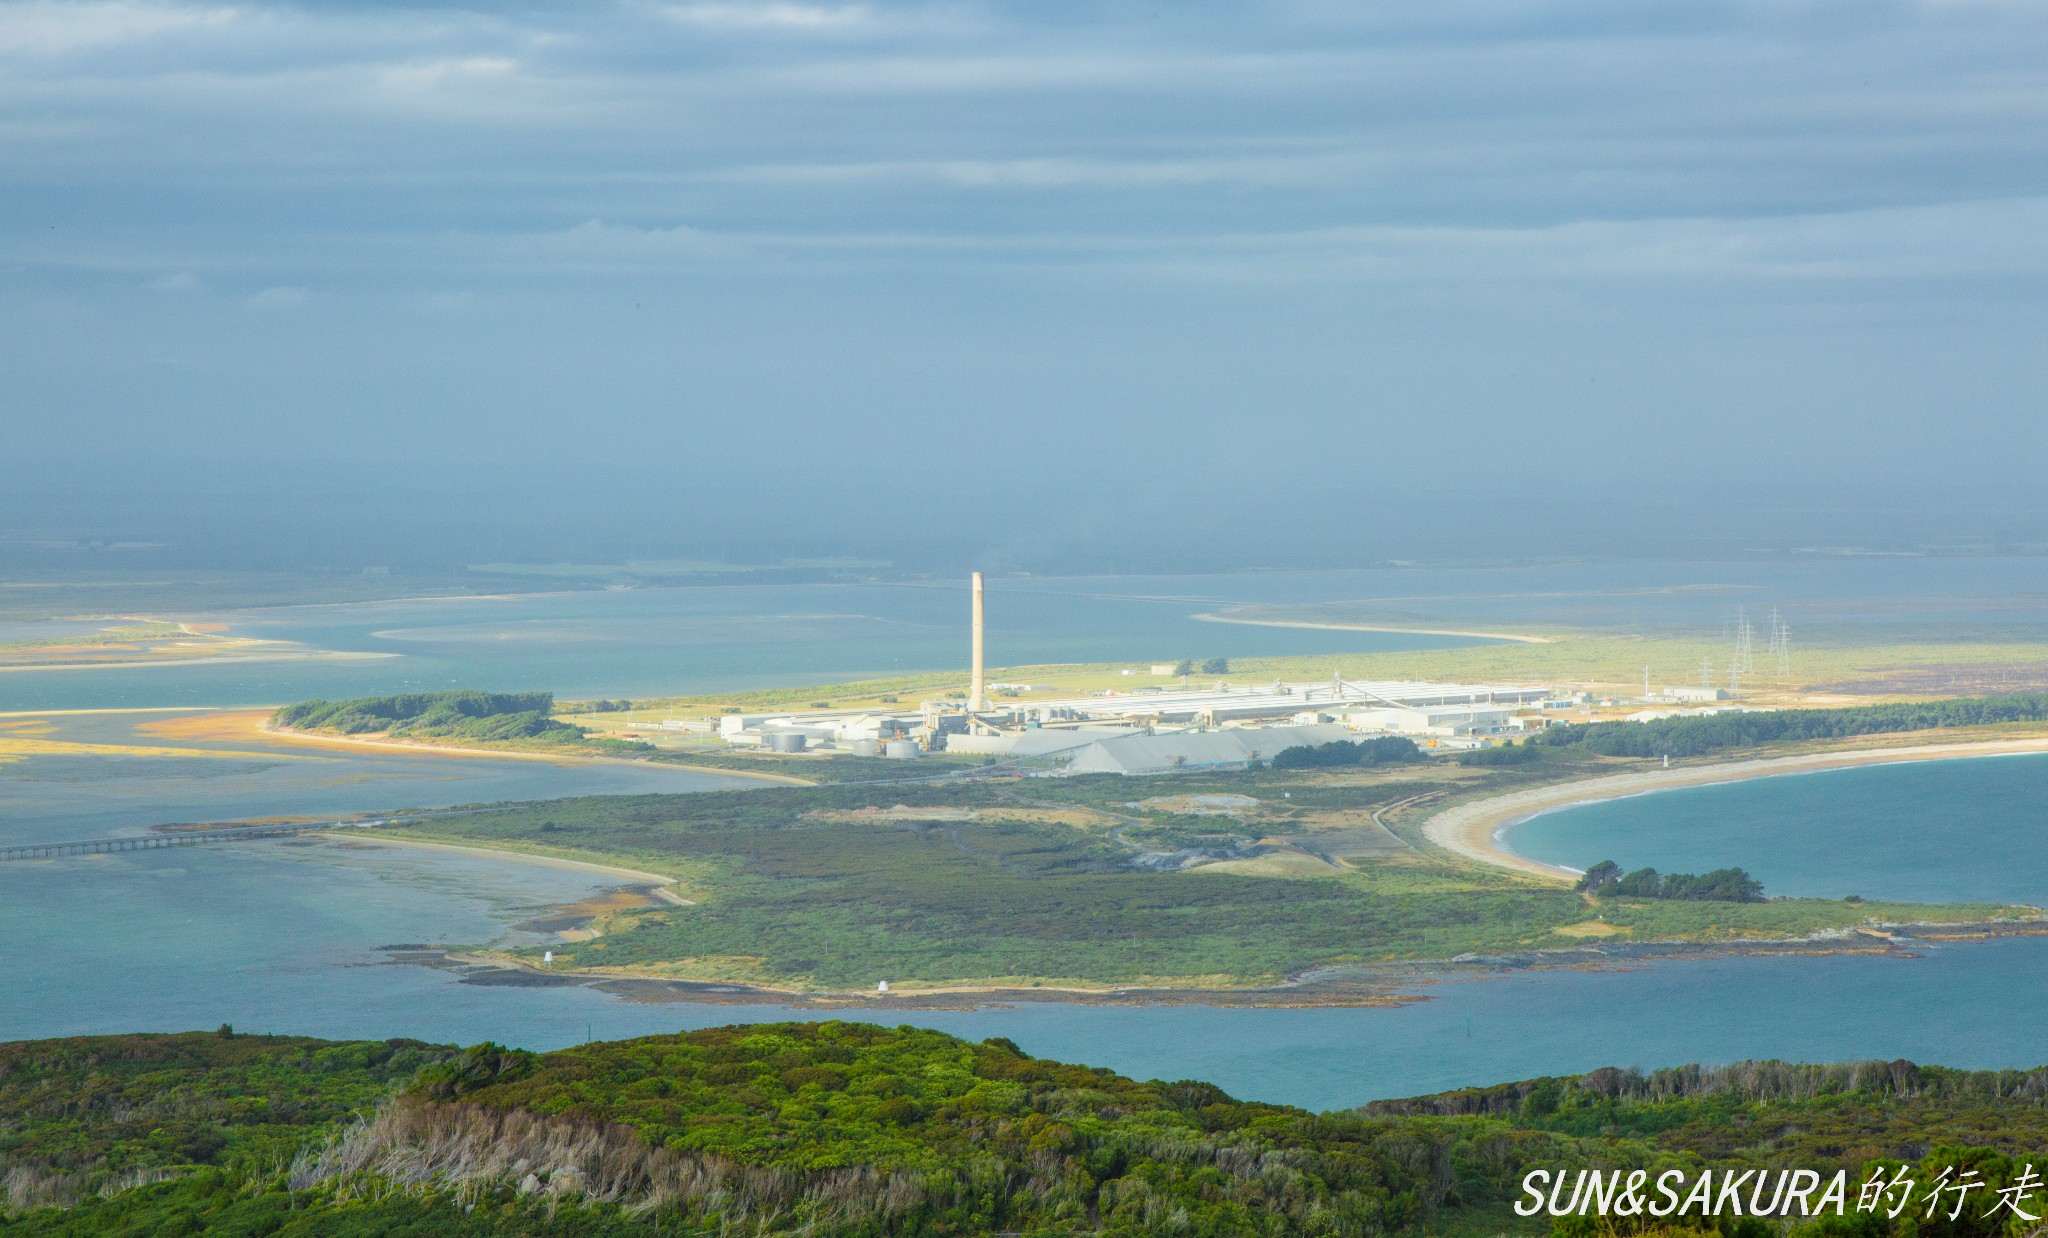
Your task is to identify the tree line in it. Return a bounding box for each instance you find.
[1576,860,1765,902]
[1535,693,2048,758]
[1271,736,1425,768]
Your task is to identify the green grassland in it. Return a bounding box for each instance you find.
[259,691,2048,992]
[561,632,2048,728]
[7,1023,2048,1236]
[375,758,2026,992]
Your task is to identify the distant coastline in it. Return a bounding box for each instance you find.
[1191,612,1553,644]
[0,649,396,674]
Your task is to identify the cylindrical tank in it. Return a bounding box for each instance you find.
[883,740,920,759]
[765,732,807,753]
[844,738,880,757]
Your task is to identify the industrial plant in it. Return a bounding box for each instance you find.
[642,572,1587,776]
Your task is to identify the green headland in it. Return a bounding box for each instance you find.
[4,1022,2045,1236]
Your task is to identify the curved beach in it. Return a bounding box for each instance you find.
[1424,736,2048,882]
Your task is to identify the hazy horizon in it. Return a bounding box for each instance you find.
[6,0,2047,571]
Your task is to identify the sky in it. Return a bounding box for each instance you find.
[3,0,2046,566]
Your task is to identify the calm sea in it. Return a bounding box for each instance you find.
[9,556,2048,710]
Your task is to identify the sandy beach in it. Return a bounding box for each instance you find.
[0,649,396,673]
[1424,736,2048,881]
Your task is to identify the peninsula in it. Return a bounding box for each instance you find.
[313,691,2048,1001]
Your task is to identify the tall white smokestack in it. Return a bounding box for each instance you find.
[969,571,987,713]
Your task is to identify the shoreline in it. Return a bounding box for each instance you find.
[424,917,2048,1011]
[319,830,687,889]
[0,649,396,674]
[260,722,812,784]
[1191,612,1553,644]
[1423,736,2048,881]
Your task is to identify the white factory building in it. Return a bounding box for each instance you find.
[700,573,1556,763]
[1336,703,1519,737]
[1017,679,1549,726]
[1060,723,1359,776]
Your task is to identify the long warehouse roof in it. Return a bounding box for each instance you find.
[1029,679,1547,721]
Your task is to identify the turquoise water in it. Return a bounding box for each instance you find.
[13,562,2048,1106]
[0,713,759,846]
[10,750,2048,1107]
[1506,754,2048,904]
[12,831,2048,1109]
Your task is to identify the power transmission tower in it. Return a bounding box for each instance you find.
[1700,659,1714,689]
[1767,607,1791,677]
[1733,607,1756,675]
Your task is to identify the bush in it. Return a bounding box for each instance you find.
[1535,693,2048,759]
[1456,741,1541,766]
[1578,860,1765,902]
[271,691,593,746]
[1271,736,1424,769]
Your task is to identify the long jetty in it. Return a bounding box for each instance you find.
[1,811,488,863]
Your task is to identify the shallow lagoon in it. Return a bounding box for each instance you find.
[0,575,1495,712]
[13,554,2048,711]
[10,754,2048,1108]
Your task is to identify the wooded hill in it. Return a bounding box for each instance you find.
[5,1023,2048,1236]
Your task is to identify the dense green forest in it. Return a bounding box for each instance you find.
[271,692,651,753]
[7,1024,2048,1236]
[1536,693,2048,759]
[1455,741,1543,767]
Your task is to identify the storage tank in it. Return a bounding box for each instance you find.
[765,732,807,753]
[844,738,880,757]
[883,740,920,759]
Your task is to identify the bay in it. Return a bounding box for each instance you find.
[1505,752,2048,905]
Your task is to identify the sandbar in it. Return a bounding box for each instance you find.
[259,722,810,784]
[0,650,396,673]
[1191,612,1552,644]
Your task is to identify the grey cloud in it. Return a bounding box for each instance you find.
[4,0,2047,534]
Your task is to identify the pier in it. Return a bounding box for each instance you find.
[1,813,473,862]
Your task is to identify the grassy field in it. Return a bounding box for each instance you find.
[375,755,2029,993]
[562,632,2048,727]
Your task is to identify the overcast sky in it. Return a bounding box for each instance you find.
[4,0,2045,561]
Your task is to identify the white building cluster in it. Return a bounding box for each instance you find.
[655,572,1759,777]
